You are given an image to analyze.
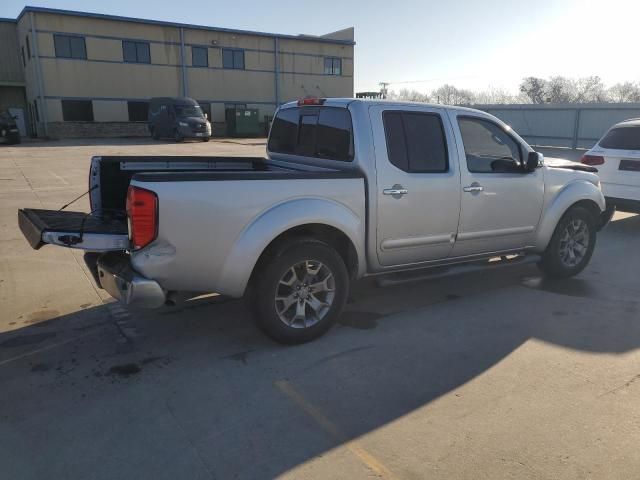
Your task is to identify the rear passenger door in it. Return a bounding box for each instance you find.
[370,105,461,266]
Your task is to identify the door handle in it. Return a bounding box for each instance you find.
[383,188,408,196]
[463,185,484,193]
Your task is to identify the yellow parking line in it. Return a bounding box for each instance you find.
[275,380,398,479]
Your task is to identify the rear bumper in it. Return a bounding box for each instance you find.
[97,253,166,308]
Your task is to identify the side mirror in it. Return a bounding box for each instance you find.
[526,151,543,172]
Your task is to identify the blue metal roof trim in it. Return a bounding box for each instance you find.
[16,6,355,46]
[0,17,18,23]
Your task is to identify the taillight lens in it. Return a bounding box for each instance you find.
[126,186,158,250]
[581,154,605,166]
[297,97,326,106]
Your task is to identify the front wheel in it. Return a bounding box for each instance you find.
[202,137,210,142]
[173,129,184,143]
[538,206,596,278]
[251,239,349,344]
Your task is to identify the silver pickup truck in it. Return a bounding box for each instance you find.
[19,98,612,344]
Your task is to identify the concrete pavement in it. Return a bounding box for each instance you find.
[1,139,639,479]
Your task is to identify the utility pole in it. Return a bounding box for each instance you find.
[379,82,390,99]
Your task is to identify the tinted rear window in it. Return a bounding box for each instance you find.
[268,106,353,161]
[383,111,448,173]
[600,126,640,150]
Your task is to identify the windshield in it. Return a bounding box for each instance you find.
[174,104,204,118]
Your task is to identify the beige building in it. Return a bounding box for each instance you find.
[0,6,354,138]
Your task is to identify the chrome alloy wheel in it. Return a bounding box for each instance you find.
[275,260,336,329]
[558,218,590,267]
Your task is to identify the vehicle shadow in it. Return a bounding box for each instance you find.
[1,216,639,479]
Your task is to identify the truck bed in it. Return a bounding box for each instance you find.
[96,155,360,211]
[96,156,272,212]
[19,155,362,253]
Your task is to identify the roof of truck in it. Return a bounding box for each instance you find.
[614,118,640,127]
[280,98,485,114]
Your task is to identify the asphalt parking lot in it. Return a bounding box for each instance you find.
[1,139,639,480]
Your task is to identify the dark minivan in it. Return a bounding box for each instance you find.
[0,111,20,144]
[148,97,211,142]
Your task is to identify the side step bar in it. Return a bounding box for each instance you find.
[376,254,539,288]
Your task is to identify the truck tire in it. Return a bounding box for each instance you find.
[173,129,184,143]
[251,239,349,344]
[150,128,159,140]
[538,206,596,278]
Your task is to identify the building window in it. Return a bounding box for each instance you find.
[25,36,31,59]
[54,34,87,59]
[123,40,151,64]
[224,103,247,110]
[324,57,342,76]
[61,100,94,122]
[21,47,25,67]
[222,48,245,70]
[192,46,208,67]
[127,101,150,122]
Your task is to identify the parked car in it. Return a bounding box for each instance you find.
[0,110,20,144]
[582,118,640,213]
[148,97,211,142]
[18,98,611,344]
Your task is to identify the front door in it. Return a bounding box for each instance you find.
[371,105,461,267]
[450,113,544,257]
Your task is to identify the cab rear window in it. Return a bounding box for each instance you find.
[268,106,354,161]
[599,126,640,150]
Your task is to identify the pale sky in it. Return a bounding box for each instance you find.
[2,0,638,94]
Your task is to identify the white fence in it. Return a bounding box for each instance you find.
[474,103,640,149]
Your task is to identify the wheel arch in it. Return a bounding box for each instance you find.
[217,198,365,297]
[534,180,605,251]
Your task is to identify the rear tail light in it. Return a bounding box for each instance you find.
[581,154,605,166]
[297,97,326,106]
[126,186,158,250]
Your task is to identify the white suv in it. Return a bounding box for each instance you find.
[583,118,640,213]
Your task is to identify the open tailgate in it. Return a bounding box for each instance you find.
[18,209,129,251]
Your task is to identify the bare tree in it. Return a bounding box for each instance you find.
[574,76,607,103]
[474,88,523,105]
[432,84,475,105]
[519,77,547,104]
[385,77,640,106]
[388,88,430,103]
[608,82,640,103]
[545,76,576,103]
